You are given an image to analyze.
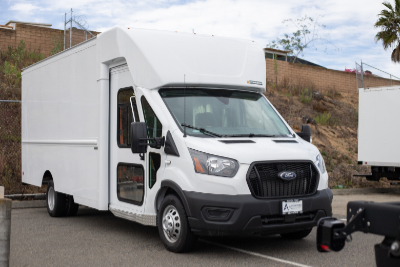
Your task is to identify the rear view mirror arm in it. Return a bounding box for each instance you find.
[139,137,165,147]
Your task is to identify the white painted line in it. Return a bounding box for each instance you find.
[340,219,347,222]
[200,240,312,267]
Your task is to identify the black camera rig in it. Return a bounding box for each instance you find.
[317,201,400,267]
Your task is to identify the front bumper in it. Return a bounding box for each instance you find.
[184,188,333,236]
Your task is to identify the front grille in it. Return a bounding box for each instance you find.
[247,161,319,198]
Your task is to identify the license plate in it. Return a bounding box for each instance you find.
[282,199,303,215]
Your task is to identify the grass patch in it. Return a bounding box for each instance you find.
[299,88,312,104]
[314,112,336,126]
[325,88,342,99]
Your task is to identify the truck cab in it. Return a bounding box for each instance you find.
[107,65,332,252]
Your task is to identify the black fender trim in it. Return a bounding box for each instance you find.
[159,180,191,217]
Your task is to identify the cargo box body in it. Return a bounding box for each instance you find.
[21,39,107,209]
[358,86,400,167]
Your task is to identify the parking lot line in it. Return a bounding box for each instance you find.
[200,240,312,267]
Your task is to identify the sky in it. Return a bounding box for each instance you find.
[0,0,398,77]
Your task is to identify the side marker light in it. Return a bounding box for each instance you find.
[193,157,205,173]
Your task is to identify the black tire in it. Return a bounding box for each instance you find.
[280,228,313,240]
[66,195,79,216]
[157,194,198,253]
[46,181,67,217]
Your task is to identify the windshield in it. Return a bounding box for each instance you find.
[159,89,291,137]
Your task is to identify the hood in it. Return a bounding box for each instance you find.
[183,136,316,164]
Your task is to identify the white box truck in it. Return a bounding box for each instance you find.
[358,86,400,181]
[22,27,332,252]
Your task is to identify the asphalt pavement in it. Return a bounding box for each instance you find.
[10,193,400,267]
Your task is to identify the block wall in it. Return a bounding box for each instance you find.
[0,23,99,57]
[265,58,400,93]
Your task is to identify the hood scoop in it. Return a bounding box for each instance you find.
[273,140,298,143]
[219,140,256,144]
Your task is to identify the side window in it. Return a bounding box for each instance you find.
[141,96,162,147]
[117,163,144,204]
[117,88,140,147]
[149,153,161,188]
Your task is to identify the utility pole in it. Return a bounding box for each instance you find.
[70,8,73,48]
[360,60,364,88]
[64,13,66,50]
[63,8,95,49]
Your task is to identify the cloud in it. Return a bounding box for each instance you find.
[9,2,50,14]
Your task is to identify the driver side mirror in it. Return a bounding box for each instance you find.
[130,122,147,154]
[296,124,311,143]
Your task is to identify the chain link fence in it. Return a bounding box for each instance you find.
[356,61,400,89]
[0,100,22,194]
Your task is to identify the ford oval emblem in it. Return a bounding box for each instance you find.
[278,171,297,181]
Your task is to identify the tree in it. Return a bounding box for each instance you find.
[375,0,400,63]
[266,15,337,63]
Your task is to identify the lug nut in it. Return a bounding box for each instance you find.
[391,242,399,252]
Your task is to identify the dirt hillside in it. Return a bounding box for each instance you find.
[265,86,391,189]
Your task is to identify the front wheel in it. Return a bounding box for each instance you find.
[280,228,313,240]
[157,194,198,252]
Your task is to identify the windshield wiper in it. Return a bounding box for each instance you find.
[181,124,222,137]
[224,134,276,137]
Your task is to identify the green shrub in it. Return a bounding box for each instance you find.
[1,40,44,93]
[314,112,336,126]
[3,61,21,85]
[300,88,312,103]
[27,51,44,62]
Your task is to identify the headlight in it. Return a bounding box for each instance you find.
[316,153,326,174]
[188,148,239,177]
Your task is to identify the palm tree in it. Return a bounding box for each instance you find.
[375,0,400,62]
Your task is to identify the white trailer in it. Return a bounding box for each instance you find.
[22,27,331,252]
[358,86,400,181]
